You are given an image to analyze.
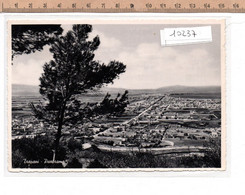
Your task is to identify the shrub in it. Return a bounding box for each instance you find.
[12,135,66,168]
[203,137,221,167]
[67,137,83,153]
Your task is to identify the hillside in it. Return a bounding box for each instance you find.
[155,85,221,94]
[12,84,221,97]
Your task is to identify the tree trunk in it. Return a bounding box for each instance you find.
[54,103,66,159]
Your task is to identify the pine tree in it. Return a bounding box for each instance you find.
[30,24,127,155]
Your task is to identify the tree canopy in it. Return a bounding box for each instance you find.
[12,25,63,58]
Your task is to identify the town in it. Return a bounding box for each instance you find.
[12,93,221,156]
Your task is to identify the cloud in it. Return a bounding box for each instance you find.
[89,30,122,49]
[89,30,122,64]
[109,42,220,89]
[12,30,123,86]
[61,25,122,51]
[12,46,53,85]
[12,27,220,90]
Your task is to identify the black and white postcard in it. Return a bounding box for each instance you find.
[8,19,226,171]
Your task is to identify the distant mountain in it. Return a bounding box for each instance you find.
[155,85,221,94]
[12,84,221,97]
[102,85,221,95]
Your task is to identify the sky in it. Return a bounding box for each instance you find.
[12,23,221,89]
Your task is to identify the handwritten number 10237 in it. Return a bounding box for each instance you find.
[170,30,197,38]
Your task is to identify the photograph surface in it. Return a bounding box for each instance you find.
[8,19,226,171]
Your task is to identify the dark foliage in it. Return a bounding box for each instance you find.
[87,159,107,168]
[12,25,63,58]
[66,158,83,168]
[203,137,221,167]
[12,135,66,168]
[67,137,83,153]
[12,136,221,168]
[93,90,129,116]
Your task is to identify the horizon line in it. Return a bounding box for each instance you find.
[12,83,221,90]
